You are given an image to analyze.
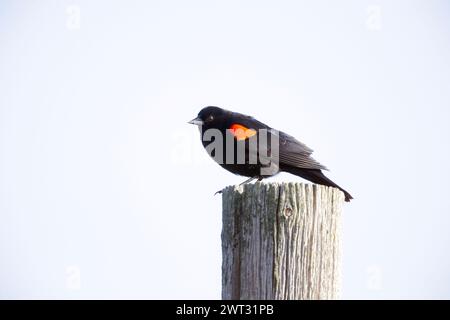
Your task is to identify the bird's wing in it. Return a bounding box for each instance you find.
[277,131,329,170]
[242,129,327,171]
[228,114,328,171]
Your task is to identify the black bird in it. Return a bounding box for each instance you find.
[189,106,353,202]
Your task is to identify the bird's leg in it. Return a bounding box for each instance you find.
[214,176,259,196]
[239,176,258,186]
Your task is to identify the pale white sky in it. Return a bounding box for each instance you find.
[1,0,450,299]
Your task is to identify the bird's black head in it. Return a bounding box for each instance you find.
[188,106,227,127]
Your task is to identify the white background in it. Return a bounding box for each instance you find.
[1,0,450,299]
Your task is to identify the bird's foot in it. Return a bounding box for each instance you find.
[239,176,258,186]
[214,176,263,196]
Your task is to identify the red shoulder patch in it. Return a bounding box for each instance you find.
[229,124,257,141]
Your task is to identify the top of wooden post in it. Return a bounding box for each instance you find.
[222,181,345,205]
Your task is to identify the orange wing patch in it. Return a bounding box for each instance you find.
[229,123,257,141]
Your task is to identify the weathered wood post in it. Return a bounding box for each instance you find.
[221,182,343,300]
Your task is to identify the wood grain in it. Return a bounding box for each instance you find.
[221,182,343,300]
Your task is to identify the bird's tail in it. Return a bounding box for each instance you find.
[284,167,353,202]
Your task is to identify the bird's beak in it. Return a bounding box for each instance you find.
[188,117,204,126]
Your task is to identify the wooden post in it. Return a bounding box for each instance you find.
[221,182,343,300]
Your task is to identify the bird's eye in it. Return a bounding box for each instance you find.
[207,115,214,122]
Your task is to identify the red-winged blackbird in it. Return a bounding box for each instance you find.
[189,106,353,202]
